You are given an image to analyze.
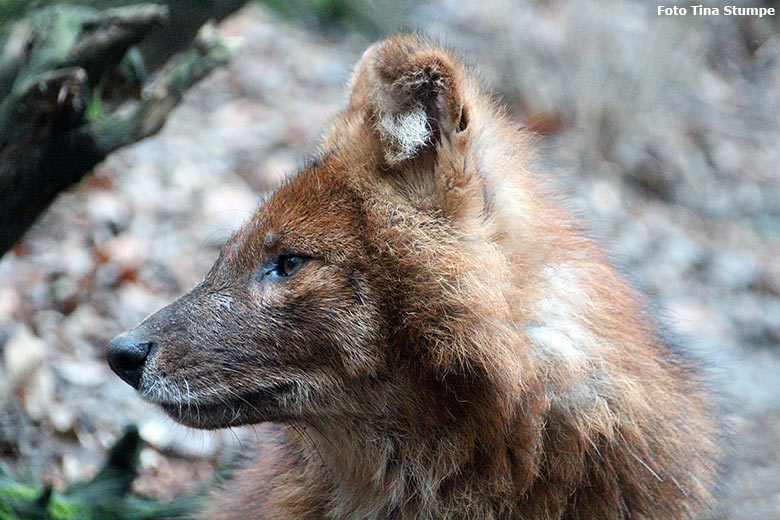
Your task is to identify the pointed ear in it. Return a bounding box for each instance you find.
[348,34,469,165]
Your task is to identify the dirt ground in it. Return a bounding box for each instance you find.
[1,1,778,517]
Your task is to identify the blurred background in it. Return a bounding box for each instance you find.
[0,0,778,517]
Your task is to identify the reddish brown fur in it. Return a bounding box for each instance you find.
[111,35,720,519]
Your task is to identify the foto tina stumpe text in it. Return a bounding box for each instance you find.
[658,5,776,16]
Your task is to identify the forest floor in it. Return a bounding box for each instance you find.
[1,1,778,517]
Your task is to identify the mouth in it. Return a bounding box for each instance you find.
[148,383,294,429]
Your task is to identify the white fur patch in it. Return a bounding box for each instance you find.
[531,267,590,347]
[527,264,621,429]
[377,106,431,163]
[525,265,603,386]
[212,293,233,310]
[526,324,583,364]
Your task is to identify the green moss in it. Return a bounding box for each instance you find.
[0,428,199,520]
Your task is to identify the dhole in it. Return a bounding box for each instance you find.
[107,34,720,519]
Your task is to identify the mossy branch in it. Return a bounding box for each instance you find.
[0,3,239,257]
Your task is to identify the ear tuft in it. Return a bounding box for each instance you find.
[376,108,432,164]
[349,34,468,165]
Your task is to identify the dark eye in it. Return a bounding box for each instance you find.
[257,255,309,281]
[275,255,307,278]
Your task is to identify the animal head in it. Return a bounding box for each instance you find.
[107,35,528,432]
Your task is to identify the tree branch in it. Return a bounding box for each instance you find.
[0,3,240,256]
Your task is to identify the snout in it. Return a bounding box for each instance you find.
[106,333,154,389]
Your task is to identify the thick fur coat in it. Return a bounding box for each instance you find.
[109,35,721,519]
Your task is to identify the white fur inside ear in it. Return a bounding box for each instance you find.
[377,106,432,164]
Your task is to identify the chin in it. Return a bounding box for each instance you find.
[156,400,250,429]
[151,386,292,429]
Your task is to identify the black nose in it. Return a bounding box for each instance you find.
[106,334,153,389]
